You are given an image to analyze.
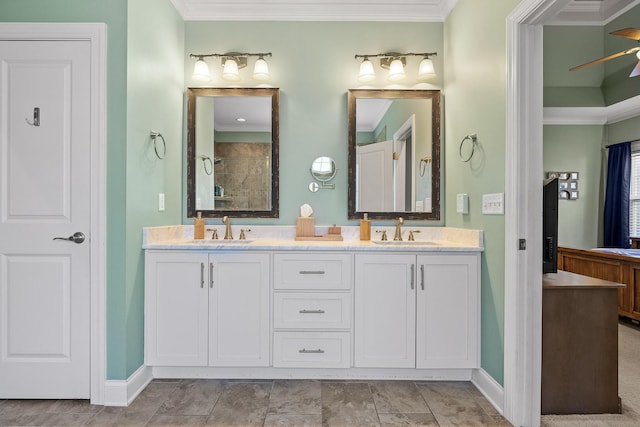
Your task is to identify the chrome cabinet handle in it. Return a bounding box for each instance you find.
[53,231,85,244]
[299,348,325,354]
[299,270,325,275]
[410,264,415,290]
[209,263,214,288]
[420,265,425,291]
[299,309,325,314]
[200,262,204,288]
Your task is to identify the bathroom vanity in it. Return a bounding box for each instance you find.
[143,225,482,380]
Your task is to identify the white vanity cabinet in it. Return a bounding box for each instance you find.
[354,253,479,369]
[272,253,352,368]
[145,251,270,367]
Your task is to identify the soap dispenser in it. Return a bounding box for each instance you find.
[360,213,371,241]
[194,211,205,240]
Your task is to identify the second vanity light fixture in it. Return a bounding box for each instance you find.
[355,52,437,83]
[190,52,272,82]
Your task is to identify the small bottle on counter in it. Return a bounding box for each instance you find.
[194,211,205,239]
[360,213,371,241]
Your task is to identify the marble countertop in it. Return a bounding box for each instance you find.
[142,225,484,252]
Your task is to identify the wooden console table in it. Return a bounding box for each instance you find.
[542,270,623,415]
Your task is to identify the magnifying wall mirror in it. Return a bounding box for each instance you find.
[186,87,279,218]
[347,89,441,220]
[309,156,337,192]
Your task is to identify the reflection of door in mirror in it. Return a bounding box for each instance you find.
[188,87,279,218]
[348,89,440,220]
[355,99,431,213]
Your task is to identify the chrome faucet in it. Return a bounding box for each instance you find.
[393,217,404,241]
[222,216,233,240]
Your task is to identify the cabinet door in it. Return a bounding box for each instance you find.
[209,253,270,367]
[416,254,479,369]
[145,251,209,366]
[354,254,416,368]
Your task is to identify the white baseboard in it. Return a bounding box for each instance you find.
[472,368,504,414]
[103,365,153,406]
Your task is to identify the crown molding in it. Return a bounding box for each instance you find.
[170,0,458,21]
[546,0,640,25]
[543,94,640,125]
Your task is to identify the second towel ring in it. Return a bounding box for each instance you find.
[199,155,213,175]
[459,134,478,162]
[150,131,166,159]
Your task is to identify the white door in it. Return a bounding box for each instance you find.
[209,253,270,367]
[356,140,394,212]
[145,251,209,367]
[0,40,91,398]
[354,254,416,368]
[416,255,479,369]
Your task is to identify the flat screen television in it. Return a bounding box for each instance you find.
[543,177,559,273]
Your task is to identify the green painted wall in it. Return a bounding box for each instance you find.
[543,126,604,249]
[608,116,640,145]
[0,0,530,387]
[183,21,444,226]
[444,0,520,385]
[126,0,184,378]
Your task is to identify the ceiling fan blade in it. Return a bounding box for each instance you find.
[611,27,640,41]
[630,61,640,78]
[570,50,629,71]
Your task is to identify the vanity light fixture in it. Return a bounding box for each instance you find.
[189,52,273,82]
[355,52,437,83]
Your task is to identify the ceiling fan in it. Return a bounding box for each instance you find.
[570,27,640,77]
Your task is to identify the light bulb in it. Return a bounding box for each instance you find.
[357,59,376,83]
[387,59,406,82]
[222,58,241,82]
[252,57,270,81]
[417,58,436,81]
[192,58,210,82]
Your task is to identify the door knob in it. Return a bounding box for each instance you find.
[53,232,85,244]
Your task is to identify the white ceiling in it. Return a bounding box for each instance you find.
[171,0,635,23]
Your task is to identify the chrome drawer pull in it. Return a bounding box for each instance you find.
[299,270,325,275]
[299,309,325,314]
[420,264,425,291]
[299,348,325,354]
[410,264,415,290]
[209,263,214,288]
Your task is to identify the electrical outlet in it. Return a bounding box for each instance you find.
[158,193,165,211]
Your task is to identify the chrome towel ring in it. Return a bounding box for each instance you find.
[150,131,166,159]
[459,133,478,162]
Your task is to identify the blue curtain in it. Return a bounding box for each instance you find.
[603,141,631,248]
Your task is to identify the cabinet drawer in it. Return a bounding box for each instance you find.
[273,332,350,368]
[273,293,351,329]
[273,254,352,290]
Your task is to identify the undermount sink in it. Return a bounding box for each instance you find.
[372,240,439,245]
[183,239,254,244]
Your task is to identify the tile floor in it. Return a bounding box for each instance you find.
[0,379,511,426]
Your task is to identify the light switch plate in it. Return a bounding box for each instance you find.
[456,193,469,214]
[158,193,165,211]
[482,193,504,215]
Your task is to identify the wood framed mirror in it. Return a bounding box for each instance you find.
[186,87,279,218]
[347,89,441,220]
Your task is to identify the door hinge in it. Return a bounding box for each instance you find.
[393,152,400,160]
[518,239,526,250]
